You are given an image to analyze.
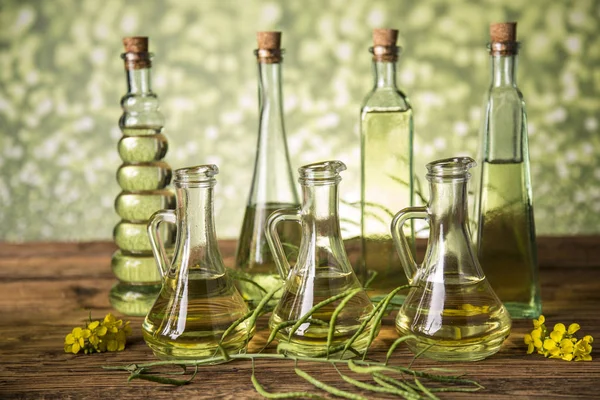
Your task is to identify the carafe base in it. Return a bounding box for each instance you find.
[271,324,379,358]
[142,330,251,361]
[396,326,510,362]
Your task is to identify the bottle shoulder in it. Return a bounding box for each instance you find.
[361,87,412,112]
[486,86,525,101]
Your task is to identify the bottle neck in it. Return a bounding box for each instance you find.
[483,51,524,162]
[491,55,517,88]
[302,182,340,222]
[373,61,397,88]
[247,61,298,205]
[126,68,152,94]
[428,179,470,233]
[258,62,285,132]
[175,184,219,263]
[298,181,346,270]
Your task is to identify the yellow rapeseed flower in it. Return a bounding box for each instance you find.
[524,333,535,354]
[64,313,131,355]
[567,323,580,335]
[526,315,593,362]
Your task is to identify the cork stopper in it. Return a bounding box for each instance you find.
[490,22,517,43]
[257,32,281,50]
[489,22,519,55]
[256,31,283,63]
[373,29,398,47]
[122,36,151,70]
[371,28,400,62]
[123,37,148,53]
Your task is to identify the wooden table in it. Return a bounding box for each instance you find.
[1,238,599,399]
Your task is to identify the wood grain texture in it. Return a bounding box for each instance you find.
[0,238,599,399]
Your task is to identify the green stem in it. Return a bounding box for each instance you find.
[295,368,367,400]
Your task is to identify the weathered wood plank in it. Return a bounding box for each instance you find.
[0,240,599,399]
[2,235,599,267]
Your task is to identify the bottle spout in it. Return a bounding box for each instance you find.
[426,157,476,181]
[174,164,219,186]
[298,160,346,185]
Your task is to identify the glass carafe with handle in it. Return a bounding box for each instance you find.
[142,165,252,360]
[392,157,511,362]
[266,160,378,358]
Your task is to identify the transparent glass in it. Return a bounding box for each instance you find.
[393,157,511,362]
[235,49,300,306]
[110,50,175,316]
[266,161,378,357]
[142,165,252,360]
[471,44,541,319]
[360,49,414,301]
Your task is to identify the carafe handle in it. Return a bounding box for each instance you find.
[265,208,301,279]
[390,206,428,284]
[147,209,176,279]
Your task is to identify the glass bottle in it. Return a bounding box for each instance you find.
[143,165,252,360]
[110,37,175,316]
[360,29,414,301]
[266,161,378,358]
[235,32,300,306]
[472,22,541,319]
[392,157,511,362]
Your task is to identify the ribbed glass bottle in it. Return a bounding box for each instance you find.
[360,29,414,302]
[472,23,541,319]
[234,32,300,307]
[110,37,175,316]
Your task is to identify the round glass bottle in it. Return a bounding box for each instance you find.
[110,37,175,316]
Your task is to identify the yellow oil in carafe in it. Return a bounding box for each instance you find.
[396,276,511,361]
[142,269,252,360]
[269,267,377,357]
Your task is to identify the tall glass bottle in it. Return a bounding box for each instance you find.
[360,29,414,301]
[235,32,300,306]
[472,23,541,318]
[110,37,175,316]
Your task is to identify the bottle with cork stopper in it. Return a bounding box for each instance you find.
[234,31,300,306]
[110,37,175,316]
[471,22,541,319]
[359,28,414,302]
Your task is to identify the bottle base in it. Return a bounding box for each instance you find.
[504,301,542,319]
[109,282,161,317]
[236,272,283,309]
[368,292,406,306]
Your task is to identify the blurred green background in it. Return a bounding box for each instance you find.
[1,0,599,241]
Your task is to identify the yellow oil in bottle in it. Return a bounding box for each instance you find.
[475,160,540,318]
[235,202,301,306]
[142,270,252,360]
[269,268,378,357]
[396,277,511,361]
[361,109,413,301]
